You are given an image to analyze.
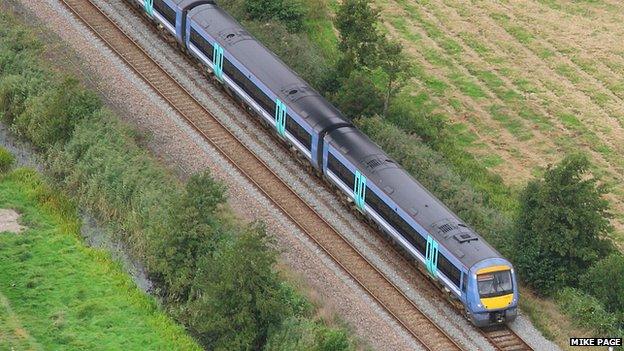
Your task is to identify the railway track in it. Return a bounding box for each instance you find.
[54,1,536,350]
[56,0,464,349]
[483,326,534,351]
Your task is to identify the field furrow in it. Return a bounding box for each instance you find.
[376,0,624,239]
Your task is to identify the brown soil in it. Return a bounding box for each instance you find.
[377,0,624,236]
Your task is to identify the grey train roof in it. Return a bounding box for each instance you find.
[188,3,503,269]
[188,4,350,132]
[325,127,502,269]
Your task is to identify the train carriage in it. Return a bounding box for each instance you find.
[185,4,351,167]
[127,0,520,327]
[323,126,519,326]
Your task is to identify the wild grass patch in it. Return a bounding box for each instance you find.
[0,168,203,350]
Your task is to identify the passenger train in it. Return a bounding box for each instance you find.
[126,0,518,327]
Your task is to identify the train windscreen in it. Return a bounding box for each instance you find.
[477,270,513,298]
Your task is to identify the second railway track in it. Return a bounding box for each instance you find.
[55,0,534,350]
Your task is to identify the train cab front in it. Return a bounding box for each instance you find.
[468,262,519,327]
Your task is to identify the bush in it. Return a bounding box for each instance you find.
[14,77,100,150]
[331,69,384,120]
[557,288,619,336]
[46,110,179,255]
[150,171,228,302]
[182,223,290,351]
[0,146,15,173]
[264,317,354,351]
[513,154,614,295]
[581,254,624,315]
[244,0,306,32]
[384,94,447,145]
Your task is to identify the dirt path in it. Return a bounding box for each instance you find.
[0,209,25,234]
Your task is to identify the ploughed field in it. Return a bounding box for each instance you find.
[376,0,624,242]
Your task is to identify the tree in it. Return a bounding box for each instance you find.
[335,0,381,77]
[512,154,613,295]
[331,69,384,120]
[184,223,290,351]
[581,254,624,315]
[150,171,228,302]
[334,1,413,115]
[377,39,413,116]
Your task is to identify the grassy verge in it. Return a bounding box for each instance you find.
[0,167,202,350]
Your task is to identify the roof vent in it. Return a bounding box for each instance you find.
[439,223,454,233]
[367,158,384,169]
[454,232,478,243]
[220,29,251,45]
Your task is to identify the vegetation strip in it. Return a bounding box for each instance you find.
[0,8,356,351]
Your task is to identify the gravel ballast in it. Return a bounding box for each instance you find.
[8,1,561,350]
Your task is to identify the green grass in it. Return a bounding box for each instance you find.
[0,291,41,351]
[448,71,487,98]
[0,168,202,351]
[489,105,533,141]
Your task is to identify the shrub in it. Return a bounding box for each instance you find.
[0,146,15,173]
[150,171,228,302]
[581,254,624,315]
[46,110,179,254]
[0,74,34,125]
[14,77,100,150]
[513,154,614,295]
[331,69,384,120]
[384,93,447,144]
[244,0,306,32]
[182,223,290,351]
[557,287,619,336]
[264,317,354,351]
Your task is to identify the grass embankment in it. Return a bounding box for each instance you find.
[0,9,357,351]
[0,166,202,350]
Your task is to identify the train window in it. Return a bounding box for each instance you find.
[222,58,276,117]
[327,152,354,189]
[153,0,176,27]
[365,188,427,255]
[438,253,461,287]
[190,27,214,61]
[286,114,311,150]
[462,272,467,293]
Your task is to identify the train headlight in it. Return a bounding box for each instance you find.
[477,303,482,308]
